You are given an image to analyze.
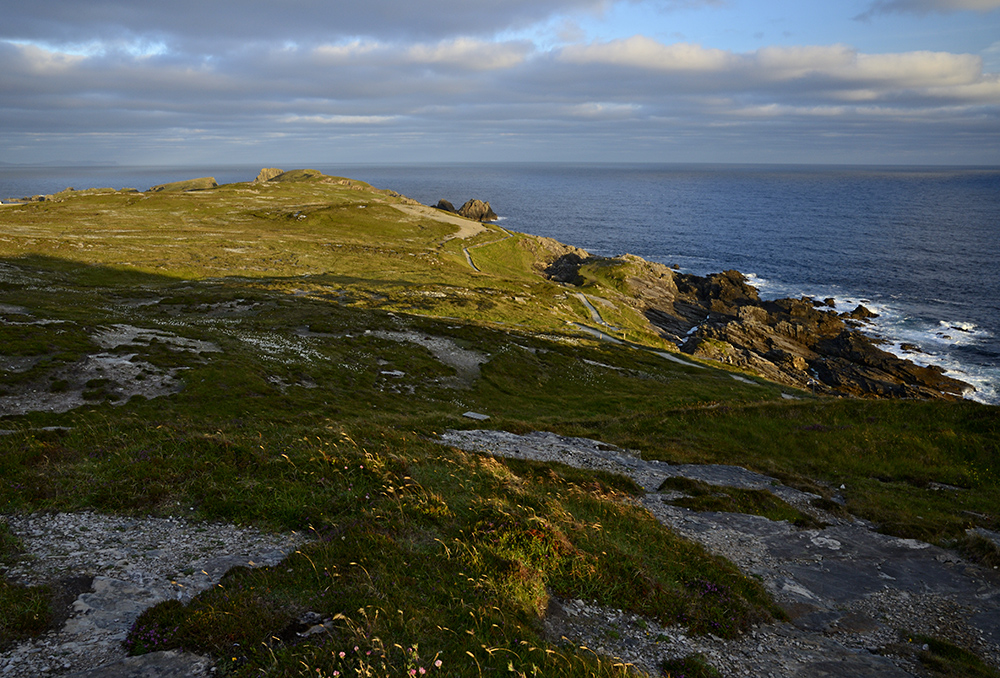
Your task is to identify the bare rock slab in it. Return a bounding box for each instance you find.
[66,650,211,677]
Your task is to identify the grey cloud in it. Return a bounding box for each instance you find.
[855,0,1000,20]
[0,34,997,165]
[0,0,610,47]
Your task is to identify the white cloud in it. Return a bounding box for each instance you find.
[405,38,532,70]
[309,38,532,72]
[4,41,85,74]
[559,36,734,70]
[554,39,992,97]
[0,0,612,46]
[279,114,398,125]
[566,101,642,118]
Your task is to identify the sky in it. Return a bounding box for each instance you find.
[1,0,999,166]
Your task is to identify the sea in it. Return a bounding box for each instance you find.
[1,163,998,405]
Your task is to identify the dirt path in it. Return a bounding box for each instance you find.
[390,204,487,240]
[572,293,620,332]
[460,226,515,272]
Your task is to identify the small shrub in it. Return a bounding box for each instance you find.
[0,581,52,647]
[125,599,186,655]
[954,533,1000,568]
[658,477,825,529]
[0,522,23,564]
[907,634,1000,678]
[660,653,721,678]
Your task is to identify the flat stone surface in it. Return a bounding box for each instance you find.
[0,512,306,677]
[67,650,211,677]
[441,428,1000,677]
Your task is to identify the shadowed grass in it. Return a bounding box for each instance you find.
[657,477,826,529]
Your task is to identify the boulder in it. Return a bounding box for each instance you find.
[843,304,879,321]
[253,168,284,183]
[434,199,457,213]
[457,199,498,222]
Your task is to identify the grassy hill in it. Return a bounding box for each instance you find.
[0,171,997,676]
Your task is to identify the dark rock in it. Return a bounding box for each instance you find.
[457,199,498,222]
[433,199,457,213]
[545,253,587,285]
[843,304,879,321]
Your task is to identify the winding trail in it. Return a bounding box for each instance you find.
[390,204,487,240]
[461,226,515,272]
[572,293,620,332]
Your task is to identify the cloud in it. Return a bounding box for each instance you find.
[1,0,612,48]
[404,38,532,70]
[554,38,990,97]
[559,36,734,70]
[855,0,1000,20]
[279,114,399,125]
[1,32,997,165]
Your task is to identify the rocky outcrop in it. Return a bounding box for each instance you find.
[432,198,499,221]
[458,199,498,221]
[676,276,970,399]
[148,177,218,193]
[252,167,284,183]
[541,252,972,400]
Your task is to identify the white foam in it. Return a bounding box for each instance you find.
[742,279,999,405]
[866,310,997,404]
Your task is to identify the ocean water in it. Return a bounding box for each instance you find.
[2,163,998,404]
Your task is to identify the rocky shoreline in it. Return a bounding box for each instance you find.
[540,249,973,401]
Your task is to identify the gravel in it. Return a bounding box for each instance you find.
[0,511,306,676]
[440,428,1000,677]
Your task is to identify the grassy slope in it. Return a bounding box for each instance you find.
[0,173,997,675]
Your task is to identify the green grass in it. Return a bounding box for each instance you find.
[0,171,997,674]
[657,477,826,529]
[660,653,722,678]
[0,581,51,649]
[114,435,779,675]
[0,521,52,649]
[888,635,1000,678]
